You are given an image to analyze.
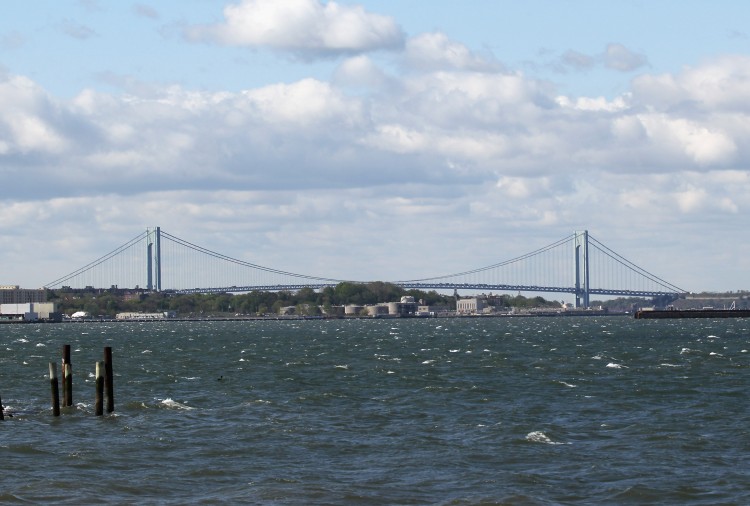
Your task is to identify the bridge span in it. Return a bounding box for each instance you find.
[45,228,686,308]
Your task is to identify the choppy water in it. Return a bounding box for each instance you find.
[1,317,749,504]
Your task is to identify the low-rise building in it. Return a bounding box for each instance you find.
[456,297,486,314]
[0,301,60,321]
[366,304,390,317]
[116,311,177,320]
[418,304,451,315]
[345,304,364,315]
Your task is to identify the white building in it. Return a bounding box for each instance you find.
[116,311,177,320]
[456,297,486,314]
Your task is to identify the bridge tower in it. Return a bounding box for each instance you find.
[574,230,590,308]
[146,227,162,291]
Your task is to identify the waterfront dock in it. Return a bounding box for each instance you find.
[634,309,750,319]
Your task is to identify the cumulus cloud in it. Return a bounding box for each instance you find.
[633,55,750,111]
[332,55,390,89]
[560,43,648,72]
[404,32,503,72]
[603,43,648,71]
[0,75,70,155]
[184,0,404,57]
[561,50,595,71]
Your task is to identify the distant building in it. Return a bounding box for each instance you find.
[0,285,46,304]
[366,304,390,317]
[457,297,486,314]
[363,296,420,317]
[116,311,177,320]
[345,304,364,315]
[0,301,59,322]
[388,296,418,316]
[325,305,345,317]
[418,304,450,315]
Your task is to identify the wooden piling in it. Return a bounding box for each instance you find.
[95,361,104,416]
[62,344,73,407]
[104,347,114,413]
[49,362,60,416]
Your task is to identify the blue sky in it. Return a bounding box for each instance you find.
[5,1,748,98]
[2,0,750,294]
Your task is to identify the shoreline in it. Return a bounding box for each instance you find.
[2,310,628,324]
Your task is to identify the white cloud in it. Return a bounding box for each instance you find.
[634,55,750,112]
[333,55,389,89]
[185,0,404,57]
[675,186,708,213]
[603,43,648,71]
[560,43,648,73]
[496,176,551,199]
[0,75,69,154]
[404,32,502,72]
[240,78,363,127]
[561,50,595,70]
[638,114,737,166]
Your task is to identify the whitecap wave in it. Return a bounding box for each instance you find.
[526,431,566,445]
[557,381,577,388]
[606,362,626,369]
[160,398,194,410]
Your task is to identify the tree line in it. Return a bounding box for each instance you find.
[47,282,562,317]
[47,282,452,317]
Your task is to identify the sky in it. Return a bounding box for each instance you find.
[2,0,750,295]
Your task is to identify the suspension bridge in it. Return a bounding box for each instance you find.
[44,227,686,307]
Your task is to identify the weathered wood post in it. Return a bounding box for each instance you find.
[49,362,60,416]
[62,344,73,407]
[95,361,104,416]
[104,347,114,413]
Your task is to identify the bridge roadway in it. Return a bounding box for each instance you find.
[174,283,682,299]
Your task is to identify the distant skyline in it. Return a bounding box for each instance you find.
[2,1,750,294]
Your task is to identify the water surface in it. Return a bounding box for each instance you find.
[1,317,749,504]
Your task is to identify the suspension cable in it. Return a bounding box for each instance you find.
[160,231,348,283]
[588,235,685,292]
[44,231,149,288]
[397,233,575,282]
